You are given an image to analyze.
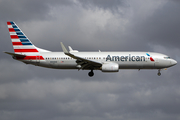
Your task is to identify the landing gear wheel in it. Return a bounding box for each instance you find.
[88,71,94,77]
[157,72,161,76]
[157,69,161,76]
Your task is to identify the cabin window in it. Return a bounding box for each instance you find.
[164,57,170,59]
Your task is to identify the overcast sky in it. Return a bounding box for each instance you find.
[0,0,180,120]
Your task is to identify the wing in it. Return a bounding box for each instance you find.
[60,42,102,70]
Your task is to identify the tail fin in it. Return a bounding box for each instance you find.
[7,21,50,54]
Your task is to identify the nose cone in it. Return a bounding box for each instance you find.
[171,59,177,66]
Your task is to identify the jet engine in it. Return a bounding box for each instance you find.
[101,62,119,72]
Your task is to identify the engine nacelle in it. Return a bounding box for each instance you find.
[101,62,119,72]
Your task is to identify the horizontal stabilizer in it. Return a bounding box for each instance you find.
[4,52,26,57]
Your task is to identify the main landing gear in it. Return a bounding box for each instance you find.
[88,70,94,77]
[157,69,161,76]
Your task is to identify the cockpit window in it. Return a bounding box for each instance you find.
[164,57,171,59]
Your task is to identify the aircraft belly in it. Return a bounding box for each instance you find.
[154,60,171,69]
[118,61,155,69]
[58,63,77,69]
[47,60,77,69]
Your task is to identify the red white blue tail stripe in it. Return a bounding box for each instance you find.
[7,21,49,60]
[7,21,39,54]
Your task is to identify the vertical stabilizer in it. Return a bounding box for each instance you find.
[7,21,50,55]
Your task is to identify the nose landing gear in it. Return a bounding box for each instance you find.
[157,69,161,76]
[88,70,94,77]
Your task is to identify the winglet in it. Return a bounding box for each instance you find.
[68,46,73,51]
[68,46,79,52]
[60,42,69,54]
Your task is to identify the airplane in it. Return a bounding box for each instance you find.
[5,21,177,77]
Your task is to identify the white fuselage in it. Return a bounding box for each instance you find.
[6,21,177,77]
[20,51,176,70]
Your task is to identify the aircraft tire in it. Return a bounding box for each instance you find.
[157,72,161,76]
[88,71,94,77]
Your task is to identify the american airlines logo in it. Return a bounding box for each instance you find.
[106,54,146,62]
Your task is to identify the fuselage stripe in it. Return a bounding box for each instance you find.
[16,56,44,60]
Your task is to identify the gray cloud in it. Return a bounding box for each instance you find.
[0,75,180,120]
[129,1,180,49]
[79,0,127,12]
[0,0,180,120]
[0,0,74,22]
